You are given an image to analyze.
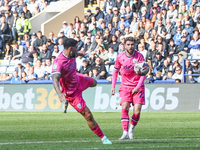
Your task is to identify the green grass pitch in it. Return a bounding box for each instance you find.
[0,112,200,150]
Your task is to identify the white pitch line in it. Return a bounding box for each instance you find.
[0,138,200,145]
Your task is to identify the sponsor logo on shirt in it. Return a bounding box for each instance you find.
[53,63,58,69]
[77,103,82,109]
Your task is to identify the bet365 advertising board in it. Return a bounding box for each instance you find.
[0,84,200,112]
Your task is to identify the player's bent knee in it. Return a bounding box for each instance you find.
[90,79,97,87]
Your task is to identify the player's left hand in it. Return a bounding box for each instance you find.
[58,93,66,103]
[132,87,139,95]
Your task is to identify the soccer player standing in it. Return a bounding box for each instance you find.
[110,37,146,140]
[52,38,112,144]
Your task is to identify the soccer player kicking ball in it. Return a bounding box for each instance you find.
[110,37,146,140]
[52,38,112,144]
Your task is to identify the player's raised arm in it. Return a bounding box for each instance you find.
[52,73,66,103]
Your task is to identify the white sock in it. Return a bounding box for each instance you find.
[129,124,135,132]
[101,135,106,141]
[123,131,128,135]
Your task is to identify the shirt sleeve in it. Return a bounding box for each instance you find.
[114,55,121,70]
[52,60,62,75]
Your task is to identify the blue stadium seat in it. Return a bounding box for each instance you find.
[0,60,10,67]
[6,66,15,74]
[0,67,7,74]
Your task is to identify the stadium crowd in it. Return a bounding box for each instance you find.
[0,0,200,83]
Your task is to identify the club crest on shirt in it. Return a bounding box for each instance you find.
[77,103,82,109]
[133,59,137,64]
[53,63,58,69]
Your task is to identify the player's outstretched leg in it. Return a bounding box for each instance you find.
[80,106,112,144]
[129,104,142,139]
[119,102,130,140]
[63,101,68,113]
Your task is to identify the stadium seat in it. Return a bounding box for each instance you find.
[10,60,18,66]
[6,66,15,74]
[0,66,7,73]
[0,60,10,67]
[153,79,176,83]
[97,79,109,84]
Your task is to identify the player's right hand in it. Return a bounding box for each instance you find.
[58,93,66,103]
[110,87,115,95]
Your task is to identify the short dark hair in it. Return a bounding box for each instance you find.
[125,36,134,44]
[64,38,77,50]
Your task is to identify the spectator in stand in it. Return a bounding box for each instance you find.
[4,11,12,28]
[150,7,158,25]
[150,1,160,15]
[21,45,35,64]
[20,71,27,81]
[113,0,122,10]
[118,14,130,29]
[10,11,19,42]
[57,38,64,52]
[157,43,168,59]
[107,22,116,35]
[39,44,51,62]
[89,57,107,79]
[118,42,125,53]
[137,21,145,37]
[173,27,182,46]
[88,34,100,54]
[179,35,190,52]
[148,71,163,83]
[80,30,87,43]
[109,35,120,52]
[46,39,55,53]
[52,45,60,58]
[96,45,108,63]
[76,53,85,72]
[165,19,174,35]
[172,19,184,36]
[85,9,93,23]
[76,35,84,51]
[162,59,173,78]
[103,29,112,48]
[139,7,150,20]
[104,6,113,26]
[163,70,174,80]
[80,60,91,76]
[26,67,37,80]
[33,31,47,51]
[0,16,10,51]
[79,23,88,35]
[91,68,101,79]
[73,16,81,33]
[185,59,191,74]
[167,39,178,59]
[57,31,68,43]
[4,43,13,60]
[138,43,147,60]
[44,58,52,80]
[0,73,11,81]
[66,23,74,38]
[32,51,39,67]
[16,11,32,41]
[48,31,57,44]
[184,21,194,36]
[88,52,96,67]
[132,0,142,13]
[91,22,100,35]
[166,3,178,24]
[58,21,69,37]
[15,60,25,76]
[153,52,165,73]
[188,33,200,59]
[24,40,31,52]
[124,6,133,24]
[140,0,152,14]
[188,60,200,83]
[30,32,37,45]
[83,37,92,55]
[27,0,36,15]
[35,0,47,15]
[34,59,45,80]
[16,0,27,14]
[11,71,20,83]
[23,5,32,19]
[172,66,183,82]
[130,17,138,33]
[184,12,195,27]
[12,41,24,60]
[20,32,30,48]
[94,6,104,21]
